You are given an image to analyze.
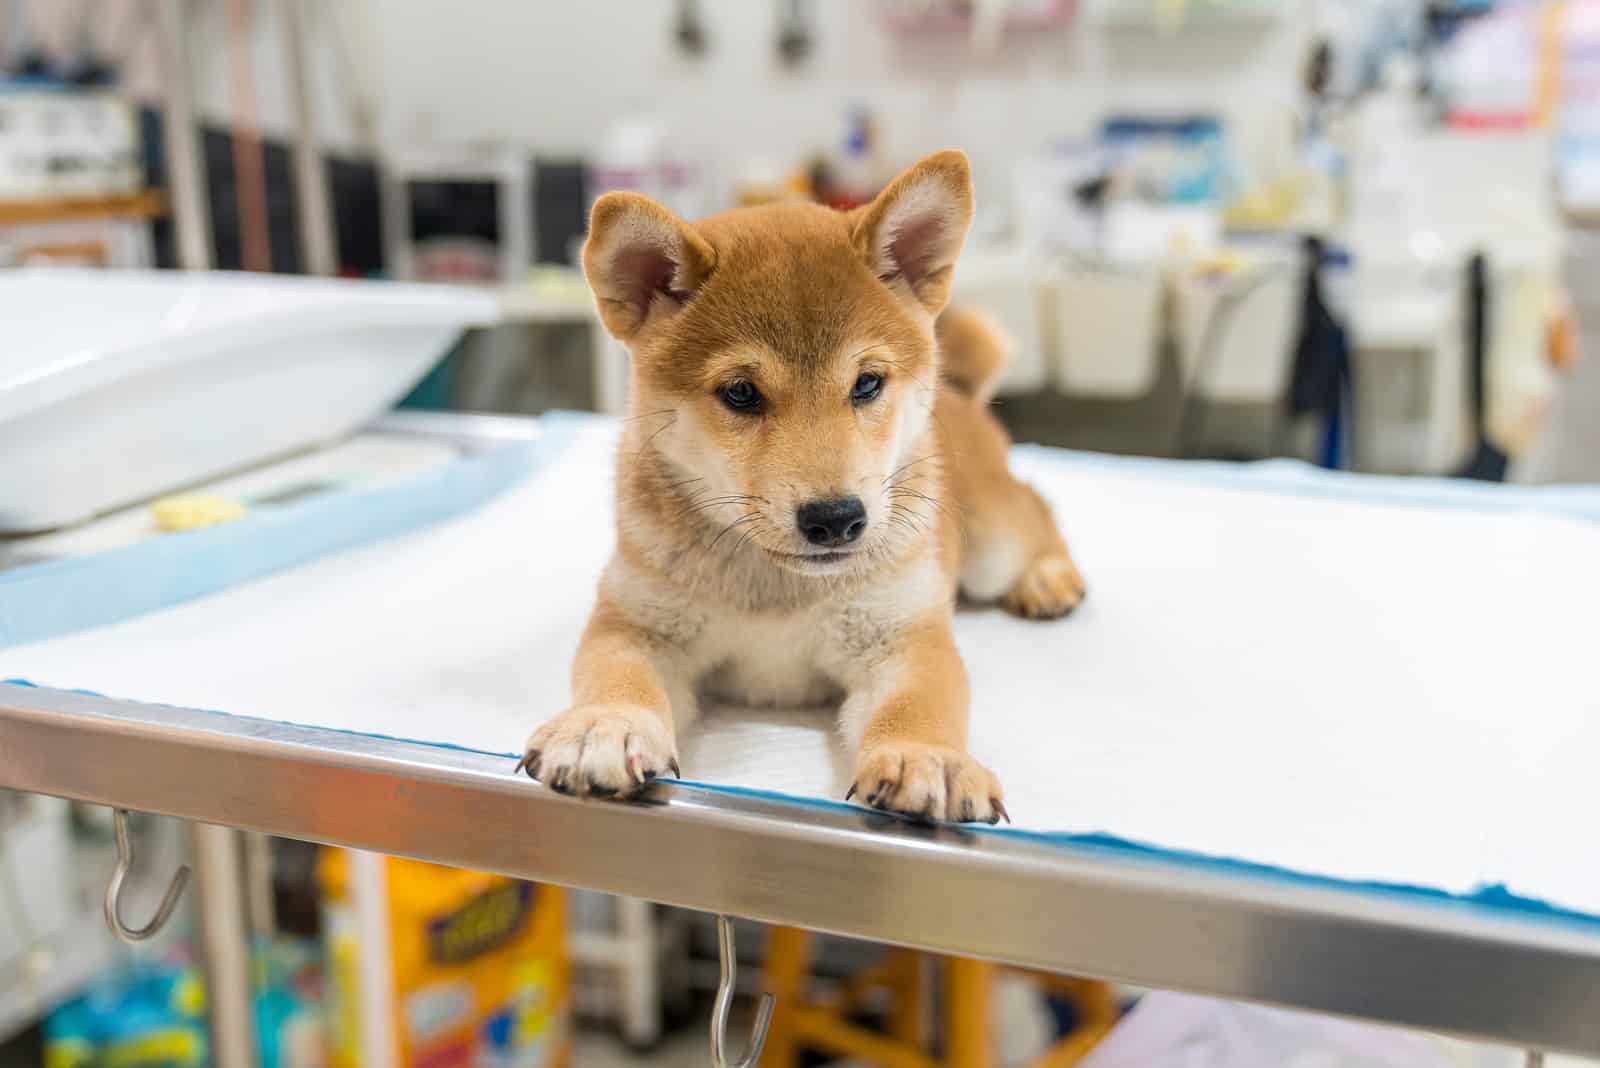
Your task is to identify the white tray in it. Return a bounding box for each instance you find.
[0,268,497,532]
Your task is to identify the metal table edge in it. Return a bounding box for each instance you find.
[1,681,1597,1056]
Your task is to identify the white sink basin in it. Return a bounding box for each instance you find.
[0,268,498,533]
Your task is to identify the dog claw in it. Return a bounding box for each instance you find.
[844,783,857,802]
[992,799,1010,824]
[668,759,682,779]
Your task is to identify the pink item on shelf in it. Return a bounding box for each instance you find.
[878,0,1073,34]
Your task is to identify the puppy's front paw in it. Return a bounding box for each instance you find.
[1001,553,1085,620]
[519,704,678,799]
[848,743,1006,824]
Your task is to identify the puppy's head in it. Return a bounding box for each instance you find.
[583,150,973,575]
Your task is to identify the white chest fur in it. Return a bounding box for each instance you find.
[606,552,947,715]
[698,606,840,707]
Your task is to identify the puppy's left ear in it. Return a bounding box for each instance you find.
[851,149,974,316]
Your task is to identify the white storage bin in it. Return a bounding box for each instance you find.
[950,251,1049,394]
[1047,264,1166,397]
[1172,248,1303,403]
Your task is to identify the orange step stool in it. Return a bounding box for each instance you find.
[758,926,1116,1068]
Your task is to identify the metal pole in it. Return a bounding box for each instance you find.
[242,830,276,940]
[281,0,337,276]
[616,896,661,1048]
[350,850,399,1068]
[154,0,213,271]
[190,823,259,1068]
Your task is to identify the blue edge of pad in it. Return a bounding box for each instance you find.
[6,410,1600,934]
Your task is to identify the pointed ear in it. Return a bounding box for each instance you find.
[851,150,974,316]
[582,192,716,341]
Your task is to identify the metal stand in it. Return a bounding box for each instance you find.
[350,849,400,1068]
[190,824,259,1068]
[242,831,277,940]
[612,896,661,1048]
[154,10,260,1064]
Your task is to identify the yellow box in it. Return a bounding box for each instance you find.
[320,850,569,1068]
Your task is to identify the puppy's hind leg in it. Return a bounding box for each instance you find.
[960,476,1086,620]
[938,397,1085,620]
[936,310,1085,620]
[994,483,1086,620]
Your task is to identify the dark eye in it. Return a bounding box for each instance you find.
[851,372,884,405]
[720,380,762,412]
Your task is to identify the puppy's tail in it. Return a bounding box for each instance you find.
[937,306,1012,404]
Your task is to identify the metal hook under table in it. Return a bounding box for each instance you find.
[104,808,191,943]
[712,914,776,1068]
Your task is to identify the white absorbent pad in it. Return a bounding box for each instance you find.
[3,414,1599,921]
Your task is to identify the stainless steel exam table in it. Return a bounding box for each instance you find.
[0,413,1595,1064]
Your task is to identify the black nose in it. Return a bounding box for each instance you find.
[797,497,867,547]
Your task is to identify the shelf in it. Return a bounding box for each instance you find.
[0,191,167,228]
[1094,0,1285,31]
[496,284,595,324]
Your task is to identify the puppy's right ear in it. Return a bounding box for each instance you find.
[582,192,715,342]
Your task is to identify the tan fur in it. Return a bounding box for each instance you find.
[524,150,1084,822]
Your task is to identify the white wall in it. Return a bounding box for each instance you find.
[365,0,1315,208]
[8,0,1314,213]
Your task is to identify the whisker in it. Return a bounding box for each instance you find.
[636,412,678,456]
[883,453,940,485]
[678,494,768,518]
[888,503,927,533]
[707,511,763,551]
[731,522,768,556]
[888,484,951,516]
[682,494,763,508]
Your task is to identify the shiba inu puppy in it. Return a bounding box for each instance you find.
[520,151,1083,822]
